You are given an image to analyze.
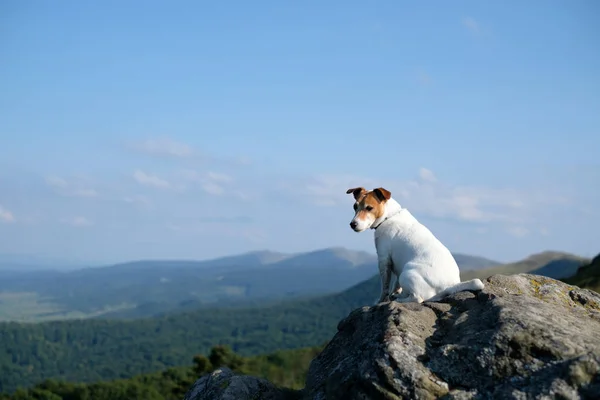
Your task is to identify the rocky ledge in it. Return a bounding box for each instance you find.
[183,274,600,400]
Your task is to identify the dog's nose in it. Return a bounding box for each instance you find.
[350,221,358,229]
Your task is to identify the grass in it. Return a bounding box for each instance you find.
[0,292,137,322]
[0,292,63,322]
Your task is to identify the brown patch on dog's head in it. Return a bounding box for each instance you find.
[372,187,391,202]
[347,187,392,225]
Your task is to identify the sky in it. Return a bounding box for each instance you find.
[1,0,599,265]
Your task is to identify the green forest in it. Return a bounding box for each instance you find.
[564,253,600,292]
[0,344,323,400]
[0,276,377,393]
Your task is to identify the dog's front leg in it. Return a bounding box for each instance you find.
[388,271,398,297]
[377,257,393,303]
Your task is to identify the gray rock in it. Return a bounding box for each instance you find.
[182,367,299,400]
[182,274,600,400]
[304,274,600,400]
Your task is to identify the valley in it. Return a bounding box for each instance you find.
[0,247,594,394]
[0,247,499,322]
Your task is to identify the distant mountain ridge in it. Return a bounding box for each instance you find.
[461,250,589,281]
[0,247,497,273]
[0,247,498,322]
[0,253,90,271]
[66,248,498,274]
[0,247,588,323]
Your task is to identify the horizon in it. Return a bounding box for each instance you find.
[1,1,599,264]
[0,245,589,271]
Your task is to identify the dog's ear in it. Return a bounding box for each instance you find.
[346,187,366,200]
[373,187,391,202]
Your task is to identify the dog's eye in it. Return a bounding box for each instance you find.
[365,206,374,211]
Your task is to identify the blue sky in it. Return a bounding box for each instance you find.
[1,0,599,265]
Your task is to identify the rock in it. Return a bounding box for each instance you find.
[182,367,299,400]
[304,274,600,399]
[182,274,600,400]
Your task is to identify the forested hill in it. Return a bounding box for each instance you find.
[0,345,323,400]
[0,248,499,323]
[0,275,376,393]
[563,253,600,292]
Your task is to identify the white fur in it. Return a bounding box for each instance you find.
[350,196,485,304]
[351,212,375,232]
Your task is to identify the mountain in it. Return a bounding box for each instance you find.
[451,253,499,271]
[202,249,293,267]
[562,253,600,292]
[460,250,588,281]
[99,250,293,272]
[270,247,375,268]
[0,247,372,322]
[530,257,588,279]
[0,247,497,323]
[0,253,90,271]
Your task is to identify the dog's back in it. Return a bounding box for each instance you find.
[375,204,461,288]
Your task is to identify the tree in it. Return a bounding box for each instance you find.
[208,345,245,371]
[192,355,211,375]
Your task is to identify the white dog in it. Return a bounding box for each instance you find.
[346,186,485,304]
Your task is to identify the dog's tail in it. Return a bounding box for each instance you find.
[426,279,485,302]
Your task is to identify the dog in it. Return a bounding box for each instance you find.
[346,186,485,304]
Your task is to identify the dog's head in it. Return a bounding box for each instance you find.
[346,187,392,232]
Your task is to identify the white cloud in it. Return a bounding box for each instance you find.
[462,17,480,35]
[0,205,15,223]
[61,216,93,227]
[45,175,68,188]
[123,195,152,208]
[282,168,567,225]
[132,138,193,158]
[202,182,224,195]
[278,174,357,208]
[313,198,337,207]
[45,175,98,198]
[71,188,98,197]
[507,226,529,238]
[167,222,266,243]
[133,170,171,189]
[236,156,252,166]
[177,169,238,196]
[419,167,437,183]
[403,181,555,224]
[206,172,233,183]
[232,190,255,201]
